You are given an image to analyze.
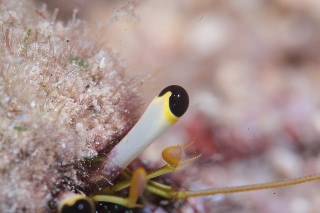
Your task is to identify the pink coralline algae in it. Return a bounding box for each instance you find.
[0,0,142,212]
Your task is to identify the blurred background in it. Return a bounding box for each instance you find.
[38,0,320,212]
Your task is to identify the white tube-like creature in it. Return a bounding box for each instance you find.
[101,85,189,182]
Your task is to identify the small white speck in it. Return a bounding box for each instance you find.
[2,96,10,103]
[30,101,36,108]
[75,123,84,131]
[99,57,106,69]
[159,200,169,205]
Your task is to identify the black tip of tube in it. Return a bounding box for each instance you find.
[60,198,94,213]
[158,85,189,117]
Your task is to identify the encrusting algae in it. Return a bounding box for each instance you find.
[0,0,142,212]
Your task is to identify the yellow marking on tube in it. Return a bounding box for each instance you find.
[153,91,178,124]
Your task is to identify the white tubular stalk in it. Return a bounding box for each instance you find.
[111,92,175,168]
[101,85,189,182]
